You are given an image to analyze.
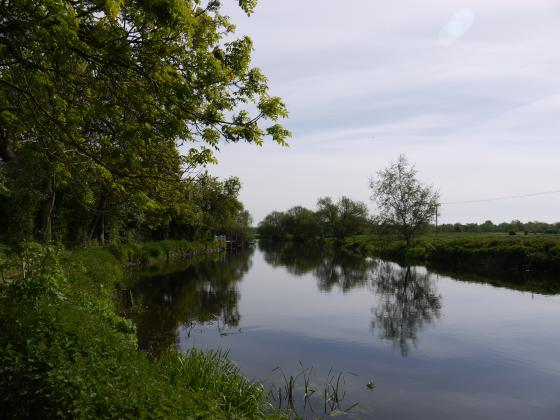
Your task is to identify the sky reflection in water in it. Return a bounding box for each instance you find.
[130,243,560,419]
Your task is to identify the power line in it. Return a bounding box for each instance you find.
[442,189,560,205]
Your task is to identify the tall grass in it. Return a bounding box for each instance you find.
[0,242,273,419]
[268,362,360,418]
[159,349,267,417]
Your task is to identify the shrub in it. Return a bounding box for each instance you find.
[0,243,271,419]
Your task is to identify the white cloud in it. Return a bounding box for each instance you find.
[212,0,560,224]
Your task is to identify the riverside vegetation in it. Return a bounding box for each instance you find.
[257,200,560,278]
[341,233,560,280]
[0,0,292,416]
[0,240,286,418]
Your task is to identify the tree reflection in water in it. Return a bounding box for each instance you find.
[131,243,442,357]
[370,262,441,356]
[260,242,442,356]
[259,240,326,276]
[128,248,253,355]
[259,241,377,292]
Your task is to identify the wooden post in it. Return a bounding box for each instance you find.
[435,204,439,238]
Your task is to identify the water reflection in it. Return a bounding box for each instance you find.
[259,241,442,355]
[371,263,441,356]
[124,242,560,420]
[128,249,253,354]
[130,243,444,356]
[259,240,326,276]
[259,241,377,292]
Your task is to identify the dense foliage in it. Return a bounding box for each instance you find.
[0,242,278,418]
[257,196,370,241]
[0,167,255,245]
[0,0,287,246]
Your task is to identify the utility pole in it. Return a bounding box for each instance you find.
[435,204,439,238]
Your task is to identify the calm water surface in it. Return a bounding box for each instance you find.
[129,242,560,419]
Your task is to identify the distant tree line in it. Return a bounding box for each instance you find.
[259,155,560,243]
[438,220,560,235]
[259,155,441,243]
[257,196,371,241]
[258,201,560,242]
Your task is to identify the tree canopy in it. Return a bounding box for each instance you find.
[369,155,439,245]
[257,196,370,241]
[316,196,369,239]
[0,0,289,245]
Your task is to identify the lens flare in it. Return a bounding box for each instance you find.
[438,9,475,46]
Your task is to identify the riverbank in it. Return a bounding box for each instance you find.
[0,241,283,418]
[341,233,560,275]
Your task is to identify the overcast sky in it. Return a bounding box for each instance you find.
[209,0,560,224]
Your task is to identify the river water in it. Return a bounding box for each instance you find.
[128,242,560,419]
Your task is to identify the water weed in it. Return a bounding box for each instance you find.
[0,242,274,419]
[268,363,362,418]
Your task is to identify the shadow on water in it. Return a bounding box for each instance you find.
[126,248,254,355]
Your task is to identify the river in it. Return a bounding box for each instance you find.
[127,242,560,419]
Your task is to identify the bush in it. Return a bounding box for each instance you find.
[404,245,427,260]
[341,234,560,274]
[108,243,139,263]
[0,243,272,419]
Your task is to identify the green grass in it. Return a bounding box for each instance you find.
[107,239,226,266]
[342,233,560,273]
[0,241,281,419]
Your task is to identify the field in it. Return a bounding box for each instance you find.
[342,232,560,274]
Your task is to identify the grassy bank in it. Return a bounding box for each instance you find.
[0,241,282,419]
[341,233,560,274]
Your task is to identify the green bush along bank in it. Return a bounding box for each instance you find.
[341,233,560,274]
[0,241,281,419]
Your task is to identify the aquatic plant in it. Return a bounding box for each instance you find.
[268,362,362,418]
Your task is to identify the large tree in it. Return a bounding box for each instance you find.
[369,155,439,246]
[0,0,289,243]
[316,196,369,239]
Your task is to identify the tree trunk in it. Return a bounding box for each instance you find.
[88,193,108,244]
[403,229,411,247]
[88,212,101,242]
[41,169,56,242]
[100,208,105,246]
[0,133,16,162]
